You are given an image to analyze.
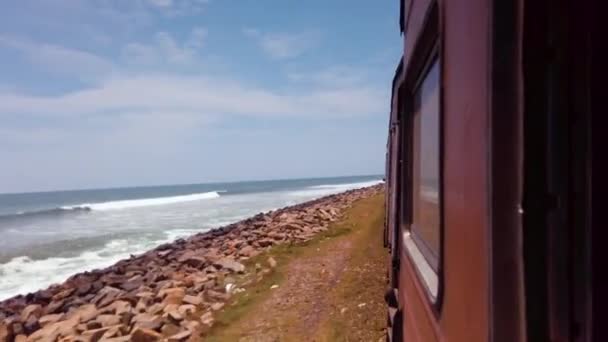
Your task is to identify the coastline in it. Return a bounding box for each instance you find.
[0,184,383,341]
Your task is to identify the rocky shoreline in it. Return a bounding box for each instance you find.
[0,184,383,342]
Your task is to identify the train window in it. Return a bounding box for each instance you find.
[402,55,441,300]
[411,58,440,268]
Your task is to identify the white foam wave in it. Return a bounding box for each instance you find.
[289,180,383,199]
[0,236,171,301]
[308,180,383,190]
[62,191,221,211]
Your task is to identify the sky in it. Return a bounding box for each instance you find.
[0,0,401,194]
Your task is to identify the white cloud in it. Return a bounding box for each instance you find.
[147,0,211,16]
[148,0,173,7]
[122,27,207,66]
[0,73,385,119]
[0,35,115,81]
[243,28,320,60]
[287,66,369,88]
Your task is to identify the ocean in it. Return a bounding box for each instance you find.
[0,175,382,300]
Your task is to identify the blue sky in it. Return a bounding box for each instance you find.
[0,0,400,193]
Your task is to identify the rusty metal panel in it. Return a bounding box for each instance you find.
[402,0,434,75]
[400,254,441,341]
[440,0,491,340]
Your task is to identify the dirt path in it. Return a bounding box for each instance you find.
[206,194,387,342]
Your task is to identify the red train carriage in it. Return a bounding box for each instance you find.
[384,0,603,341]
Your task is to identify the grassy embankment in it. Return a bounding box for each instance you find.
[203,193,387,341]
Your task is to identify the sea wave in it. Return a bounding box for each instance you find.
[0,207,92,221]
[0,238,151,300]
[61,191,222,211]
[289,179,383,199]
[0,191,222,220]
[308,180,384,190]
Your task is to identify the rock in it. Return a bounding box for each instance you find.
[178,305,196,317]
[203,248,222,262]
[86,321,103,330]
[57,336,75,342]
[239,245,257,257]
[11,322,23,336]
[27,316,79,341]
[14,334,27,342]
[21,304,43,322]
[166,310,183,322]
[105,300,132,315]
[180,320,200,332]
[206,290,229,301]
[168,330,192,342]
[101,324,126,339]
[161,322,181,336]
[76,282,92,296]
[82,326,112,342]
[135,291,154,299]
[213,259,245,273]
[119,311,134,326]
[54,287,76,301]
[117,294,139,307]
[23,314,40,334]
[44,299,66,315]
[0,323,12,342]
[162,304,179,314]
[131,313,163,331]
[96,314,121,327]
[131,327,163,342]
[157,250,172,258]
[257,239,275,247]
[181,295,202,306]
[270,284,279,290]
[268,232,287,241]
[211,302,224,311]
[66,303,98,323]
[120,277,143,292]
[158,288,185,305]
[279,223,305,231]
[39,313,64,327]
[177,252,207,269]
[148,303,165,316]
[267,257,277,269]
[91,287,121,307]
[200,312,214,326]
[102,336,131,342]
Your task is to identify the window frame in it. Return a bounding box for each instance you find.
[398,1,443,309]
[409,55,441,272]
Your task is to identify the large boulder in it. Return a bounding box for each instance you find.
[0,322,12,342]
[213,259,245,274]
[20,304,43,322]
[131,327,163,342]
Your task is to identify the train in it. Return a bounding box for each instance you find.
[383,0,601,341]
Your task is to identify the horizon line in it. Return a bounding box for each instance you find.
[0,173,384,196]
